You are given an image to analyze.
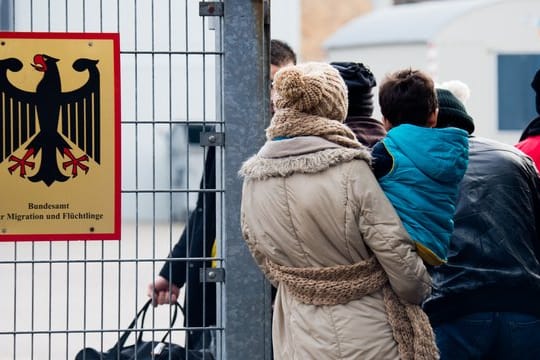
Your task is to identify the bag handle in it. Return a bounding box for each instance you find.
[110,299,184,352]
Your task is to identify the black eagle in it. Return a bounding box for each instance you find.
[0,54,100,186]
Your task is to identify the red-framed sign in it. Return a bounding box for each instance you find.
[0,32,121,241]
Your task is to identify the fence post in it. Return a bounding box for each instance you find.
[222,0,272,359]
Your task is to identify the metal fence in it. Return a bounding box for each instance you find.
[0,0,271,359]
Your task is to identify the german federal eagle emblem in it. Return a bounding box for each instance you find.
[0,55,100,187]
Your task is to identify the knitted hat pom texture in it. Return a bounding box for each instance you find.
[436,80,475,135]
[273,62,348,122]
[439,80,470,104]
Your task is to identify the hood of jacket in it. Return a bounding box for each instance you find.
[385,124,469,183]
[239,136,372,180]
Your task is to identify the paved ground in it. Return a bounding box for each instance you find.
[0,222,187,360]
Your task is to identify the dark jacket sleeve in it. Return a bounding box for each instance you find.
[159,146,216,287]
[526,159,540,262]
[371,141,393,178]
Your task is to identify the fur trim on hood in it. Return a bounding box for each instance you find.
[239,137,371,181]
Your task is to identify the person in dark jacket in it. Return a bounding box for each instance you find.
[331,61,386,147]
[147,39,297,352]
[423,84,540,359]
[148,144,217,352]
[515,68,540,168]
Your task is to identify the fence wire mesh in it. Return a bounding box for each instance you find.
[0,1,227,359]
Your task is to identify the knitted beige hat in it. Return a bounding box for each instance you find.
[273,62,348,121]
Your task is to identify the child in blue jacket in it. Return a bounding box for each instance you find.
[372,69,469,265]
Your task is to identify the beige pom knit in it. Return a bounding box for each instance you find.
[267,61,362,149]
[273,62,348,121]
[267,108,361,149]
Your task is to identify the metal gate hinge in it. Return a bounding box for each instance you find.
[199,2,224,17]
[200,268,225,283]
[200,132,225,147]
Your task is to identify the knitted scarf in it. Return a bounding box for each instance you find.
[266,257,439,360]
[266,108,362,149]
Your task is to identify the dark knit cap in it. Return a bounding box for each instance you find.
[518,69,540,141]
[531,68,540,114]
[331,62,376,117]
[436,88,475,134]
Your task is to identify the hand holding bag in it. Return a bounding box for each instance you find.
[75,299,207,360]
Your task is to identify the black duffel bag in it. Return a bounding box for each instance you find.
[75,299,214,360]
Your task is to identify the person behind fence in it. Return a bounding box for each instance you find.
[422,82,540,360]
[148,143,217,354]
[331,61,386,147]
[515,68,540,168]
[371,69,469,266]
[146,38,297,354]
[239,61,436,359]
[270,39,297,114]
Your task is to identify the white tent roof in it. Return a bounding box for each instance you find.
[325,0,499,49]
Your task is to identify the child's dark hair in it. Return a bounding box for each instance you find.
[271,39,297,66]
[378,68,437,127]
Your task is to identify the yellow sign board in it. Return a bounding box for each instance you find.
[0,32,120,241]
